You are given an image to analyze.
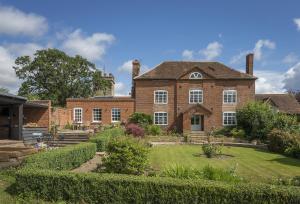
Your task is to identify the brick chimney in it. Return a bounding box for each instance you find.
[246,53,254,75]
[131,59,140,98]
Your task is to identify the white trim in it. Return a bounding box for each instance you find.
[189,89,203,104]
[189,72,203,79]
[111,108,121,123]
[92,108,102,123]
[222,111,237,126]
[73,107,83,123]
[154,90,168,104]
[154,112,168,125]
[223,90,237,104]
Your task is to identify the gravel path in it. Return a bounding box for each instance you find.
[72,152,105,173]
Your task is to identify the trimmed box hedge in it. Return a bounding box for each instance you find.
[89,128,124,151]
[22,142,96,170]
[15,169,300,204]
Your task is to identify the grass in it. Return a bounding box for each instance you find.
[149,145,300,182]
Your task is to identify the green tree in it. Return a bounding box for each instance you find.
[237,102,275,140]
[14,49,110,106]
[0,87,9,94]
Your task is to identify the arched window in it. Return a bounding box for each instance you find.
[189,72,202,79]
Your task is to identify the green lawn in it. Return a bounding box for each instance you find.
[149,145,300,182]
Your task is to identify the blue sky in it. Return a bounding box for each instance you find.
[0,0,300,95]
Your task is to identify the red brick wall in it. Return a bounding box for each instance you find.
[23,100,51,129]
[66,97,134,127]
[51,107,72,128]
[135,78,255,133]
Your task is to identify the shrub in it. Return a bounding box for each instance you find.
[202,165,241,183]
[213,126,234,137]
[125,123,145,137]
[202,143,222,158]
[268,129,300,158]
[274,113,300,133]
[230,128,246,138]
[160,165,202,179]
[271,176,300,187]
[15,169,300,203]
[128,112,153,127]
[102,136,149,175]
[22,142,96,170]
[145,124,162,136]
[237,102,275,140]
[89,127,124,151]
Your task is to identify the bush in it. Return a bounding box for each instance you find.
[237,102,275,140]
[268,129,300,158]
[15,169,300,203]
[230,128,246,138]
[102,136,149,175]
[89,128,124,151]
[202,143,222,158]
[145,124,162,136]
[271,176,300,187]
[160,165,241,183]
[202,165,241,183]
[213,126,234,137]
[22,143,96,170]
[128,112,153,127]
[274,113,300,133]
[125,123,145,137]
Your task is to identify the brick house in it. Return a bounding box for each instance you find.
[67,54,257,133]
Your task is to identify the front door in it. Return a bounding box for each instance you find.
[191,115,201,131]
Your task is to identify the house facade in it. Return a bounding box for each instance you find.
[67,54,257,133]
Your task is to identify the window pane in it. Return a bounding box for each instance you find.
[112,108,121,122]
[154,112,167,125]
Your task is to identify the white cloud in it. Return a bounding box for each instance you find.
[255,70,285,93]
[118,59,149,74]
[230,39,275,64]
[253,39,276,60]
[5,43,43,58]
[0,42,43,92]
[199,41,223,60]
[182,41,223,61]
[118,60,132,73]
[283,62,300,91]
[282,53,299,65]
[182,49,194,60]
[62,29,115,61]
[294,18,300,30]
[0,5,47,36]
[114,82,129,96]
[0,46,19,91]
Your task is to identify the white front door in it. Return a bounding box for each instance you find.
[191,115,201,131]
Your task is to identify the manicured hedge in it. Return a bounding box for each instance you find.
[22,142,96,170]
[89,128,124,151]
[15,169,300,204]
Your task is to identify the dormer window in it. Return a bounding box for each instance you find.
[189,72,202,79]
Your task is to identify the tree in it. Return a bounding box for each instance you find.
[288,90,300,103]
[0,87,9,94]
[14,49,110,106]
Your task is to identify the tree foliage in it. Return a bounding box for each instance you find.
[14,48,110,106]
[0,87,9,94]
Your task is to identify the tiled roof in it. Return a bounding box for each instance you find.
[255,94,300,114]
[135,61,256,80]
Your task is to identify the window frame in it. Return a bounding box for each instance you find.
[223,90,237,104]
[189,89,203,104]
[154,112,168,125]
[189,72,203,79]
[111,108,121,123]
[92,108,102,123]
[73,107,83,124]
[154,90,168,104]
[223,111,237,126]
